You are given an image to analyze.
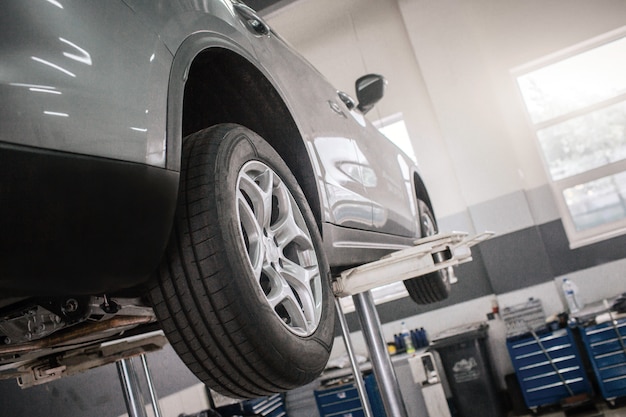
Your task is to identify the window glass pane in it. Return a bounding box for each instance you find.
[518,36,626,124]
[563,171,626,231]
[537,100,626,180]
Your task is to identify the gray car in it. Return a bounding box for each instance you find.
[0,0,449,398]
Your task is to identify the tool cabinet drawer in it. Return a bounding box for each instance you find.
[507,328,592,410]
[580,318,626,402]
[583,321,626,344]
[315,384,364,417]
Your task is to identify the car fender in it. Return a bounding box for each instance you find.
[164,31,259,171]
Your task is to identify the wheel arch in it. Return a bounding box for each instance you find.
[413,172,436,225]
[166,34,323,231]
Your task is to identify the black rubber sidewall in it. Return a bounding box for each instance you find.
[404,199,450,304]
[212,126,334,380]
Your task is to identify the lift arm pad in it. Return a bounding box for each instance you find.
[332,232,494,297]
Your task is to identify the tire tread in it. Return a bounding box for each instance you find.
[150,125,332,398]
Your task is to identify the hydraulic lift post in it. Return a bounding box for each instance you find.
[353,290,408,417]
[333,232,491,417]
[117,353,163,417]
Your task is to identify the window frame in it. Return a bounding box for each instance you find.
[512,26,626,249]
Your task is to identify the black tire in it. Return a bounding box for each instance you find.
[403,199,452,304]
[150,124,335,398]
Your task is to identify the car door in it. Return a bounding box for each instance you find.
[349,112,419,237]
[239,9,421,237]
[234,7,374,230]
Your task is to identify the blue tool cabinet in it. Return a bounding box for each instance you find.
[314,374,386,417]
[216,393,287,417]
[314,383,366,417]
[506,328,592,411]
[579,317,626,404]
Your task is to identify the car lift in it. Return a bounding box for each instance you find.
[114,231,490,417]
[332,231,492,417]
[117,353,163,417]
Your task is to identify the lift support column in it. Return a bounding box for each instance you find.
[117,353,163,417]
[332,232,491,417]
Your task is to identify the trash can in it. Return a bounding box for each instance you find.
[431,322,502,417]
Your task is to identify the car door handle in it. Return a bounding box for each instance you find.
[328,100,347,118]
[337,91,356,110]
[233,3,271,36]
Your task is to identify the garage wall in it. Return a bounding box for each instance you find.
[267,0,626,386]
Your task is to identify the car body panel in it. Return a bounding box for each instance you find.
[352,122,420,236]
[121,1,378,231]
[120,0,254,55]
[245,27,420,235]
[0,0,429,288]
[0,1,171,167]
[236,25,378,230]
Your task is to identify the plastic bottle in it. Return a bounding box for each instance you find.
[420,327,429,347]
[394,333,404,351]
[401,321,415,354]
[562,278,581,313]
[411,329,419,348]
[413,328,422,348]
[413,329,422,348]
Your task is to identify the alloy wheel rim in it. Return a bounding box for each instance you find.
[236,160,323,336]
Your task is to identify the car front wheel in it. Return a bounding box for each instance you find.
[150,124,335,398]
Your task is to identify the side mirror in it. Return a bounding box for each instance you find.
[355,74,386,114]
